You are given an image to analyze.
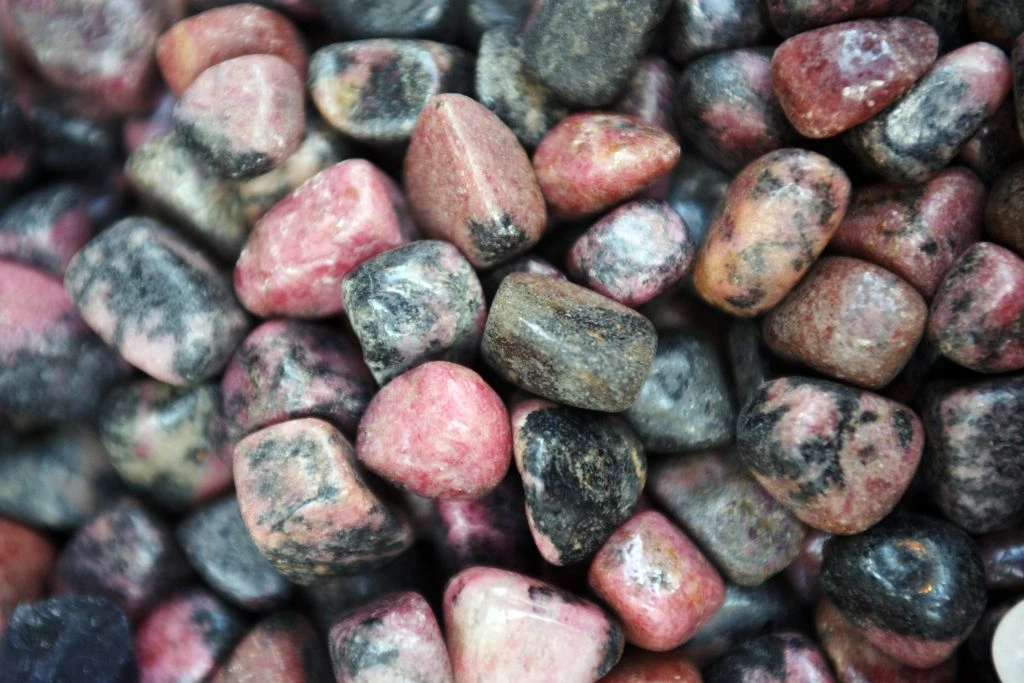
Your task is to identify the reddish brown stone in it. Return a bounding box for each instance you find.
[212,612,332,683]
[986,161,1024,257]
[0,518,55,637]
[599,649,702,683]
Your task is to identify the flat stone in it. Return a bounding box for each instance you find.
[993,598,1024,683]
[966,0,1024,49]
[737,376,924,534]
[600,649,702,683]
[667,0,768,62]
[986,161,1024,257]
[212,611,332,683]
[767,0,916,36]
[0,519,55,637]
[313,0,461,41]
[0,183,91,275]
[703,632,834,683]
[693,148,851,317]
[444,566,624,682]
[958,99,1024,183]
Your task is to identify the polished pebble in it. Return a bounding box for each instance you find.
[767,0,916,36]
[985,161,1024,257]
[211,611,332,683]
[668,0,768,62]
[0,183,91,275]
[0,519,55,637]
[704,631,835,683]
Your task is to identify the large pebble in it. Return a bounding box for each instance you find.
[212,611,331,683]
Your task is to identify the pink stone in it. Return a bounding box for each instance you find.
[234,159,413,318]
[588,510,725,651]
[212,611,332,683]
[772,18,937,139]
[992,599,1024,683]
[0,517,55,637]
[357,361,512,500]
[404,93,546,269]
[444,566,624,683]
[598,649,702,683]
[533,113,680,220]
[329,592,453,683]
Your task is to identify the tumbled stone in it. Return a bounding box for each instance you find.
[667,0,768,62]
[483,273,657,412]
[52,498,191,622]
[977,525,1024,591]
[0,261,126,424]
[589,511,724,651]
[845,42,1012,185]
[993,598,1024,683]
[313,0,460,40]
[986,162,1024,257]
[65,216,250,385]
[329,592,452,683]
[923,374,1024,534]
[767,0,916,36]
[444,566,624,682]
[763,257,927,389]
[0,183,91,275]
[693,148,851,317]
[212,611,331,683]
[624,328,734,453]
[667,153,730,248]
[480,254,565,300]
[358,361,511,500]
[704,632,834,683]
[534,113,680,219]
[343,240,485,385]
[178,497,292,611]
[830,166,984,297]
[928,242,1024,373]
[511,398,646,565]
[773,19,938,139]
[234,418,413,584]
[966,0,1024,49]
[156,3,308,95]
[0,518,55,637]
[784,528,830,606]
[309,40,471,146]
[959,100,1024,183]
[404,94,546,269]
[222,320,374,439]
[737,376,924,534]
[614,57,679,142]
[600,649,702,683]
[676,48,794,173]
[649,451,807,586]
[821,514,986,668]
[135,588,245,683]
[0,596,136,683]
[235,159,413,318]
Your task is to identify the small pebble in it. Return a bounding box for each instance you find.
[0,518,55,637]
[0,183,91,275]
[703,631,835,683]
[667,0,769,62]
[314,0,460,41]
[212,611,332,683]
[977,525,1024,591]
[767,0,916,36]
[985,161,1024,257]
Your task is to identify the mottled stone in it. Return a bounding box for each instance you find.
[667,153,730,249]
[773,19,938,139]
[0,596,136,683]
[483,273,657,412]
[784,528,830,605]
[0,519,55,637]
[343,240,485,385]
[614,57,679,143]
[993,598,1024,683]
[763,257,927,389]
[667,0,767,62]
[234,418,413,584]
[212,611,331,683]
[309,40,471,146]
[52,498,191,622]
[977,525,1024,591]
[404,94,546,269]
[235,159,412,318]
[830,166,984,297]
[676,48,794,174]
[533,113,681,219]
[966,0,1024,49]
[767,0,916,36]
[65,216,250,385]
[704,632,834,683]
[444,567,624,683]
[959,99,1024,183]
[821,514,986,668]
[624,328,734,453]
[737,376,924,534]
[599,649,702,683]
[480,254,566,300]
[986,161,1024,257]
[0,183,91,275]
[178,497,292,611]
[693,148,852,317]
[313,0,460,40]
[928,242,1024,372]
[845,42,1012,185]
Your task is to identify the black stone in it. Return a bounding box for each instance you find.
[704,632,818,683]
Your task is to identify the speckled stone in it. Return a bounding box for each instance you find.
[928,242,1024,373]
[212,611,332,683]
[233,418,413,584]
[737,376,924,534]
[533,113,681,219]
[993,598,1024,683]
[986,162,1024,257]
[667,0,768,62]
[177,497,292,611]
[845,42,1012,185]
[444,566,624,683]
[675,48,794,174]
[648,451,807,586]
[830,166,984,298]
[614,57,679,142]
[342,240,485,385]
[589,510,724,651]
[704,632,834,683]
[958,100,1024,183]
[624,328,735,453]
[328,592,452,683]
[480,254,566,300]
[52,498,192,623]
[0,518,55,637]
[977,525,1024,591]
[313,0,460,40]
[667,153,730,249]
[511,398,646,565]
[767,0,916,36]
[923,374,1024,534]
[966,0,1024,49]
[821,514,986,668]
[483,273,657,412]
[693,148,851,317]
[65,216,250,385]
[0,183,91,275]
[763,257,927,389]
[599,649,702,683]
[404,93,546,269]
[773,19,938,139]
[309,39,471,146]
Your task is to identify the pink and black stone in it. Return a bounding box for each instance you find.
[703,632,835,683]
[51,498,192,623]
[511,399,646,565]
[0,183,91,275]
[328,592,453,683]
[212,611,332,683]
[64,216,251,386]
[444,566,624,682]
[343,240,486,385]
[221,320,375,440]
[666,0,768,62]
[737,376,923,535]
[923,374,1024,535]
[821,514,987,668]
[766,0,916,36]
